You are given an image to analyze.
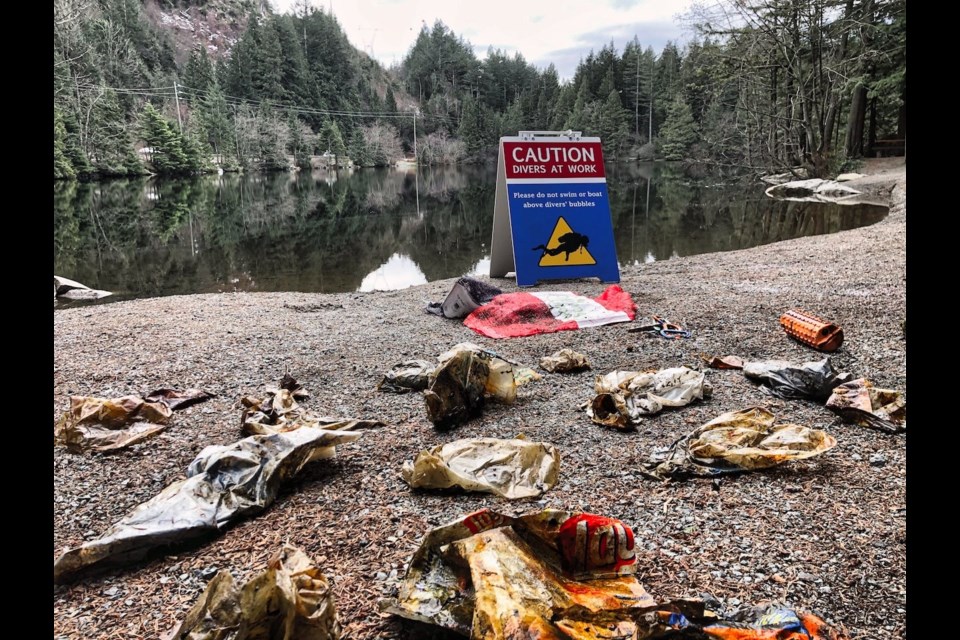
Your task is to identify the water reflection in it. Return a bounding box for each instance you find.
[53,163,888,305]
[359,253,428,292]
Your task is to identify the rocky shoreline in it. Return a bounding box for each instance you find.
[53,158,906,639]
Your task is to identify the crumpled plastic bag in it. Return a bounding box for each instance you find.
[700,354,744,370]
[426,276,503,319]
[743,358,851,401]
[382,508,655,638]
[641,603,846,639]
[53,427,361,583]
[540,348,590,373]
[55,389,214,453]
[242,388,382,437]
[55,395,173,453]
[376,360,434,393]
[166,544,341,640]
[588,367,711,429]
[825,378,906,434]
[424,343,518,429]
[401,437,560,499]
[143,388,215,410]
[643,407,837,479]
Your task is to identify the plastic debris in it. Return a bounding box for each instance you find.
[143,388,215,410]
[643,407,837,479]
[464,285,636,339]
[382,508,655,638]
[167,544,341,640]
[825,378,906,434]
[743,358,851,401]
[628,314,692,339]
[700,354,744,370]
[642,603,846,639]
[376,359,434,393]
[540,348,590,373]
[426,276,503,319]
[54,275,112,300]
[53,427,361,583]
[424,343,519,429]
[242,388,382,437]
[513,367,543,385]
[401,437,560,499]
[780,309,845,352]
[588,367,711,430]
[55,394,173,453]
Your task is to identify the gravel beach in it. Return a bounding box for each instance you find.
[53,158,906,639]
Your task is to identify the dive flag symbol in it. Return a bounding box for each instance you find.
[535,217,598,267]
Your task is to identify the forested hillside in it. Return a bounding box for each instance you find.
[53,0,904,180]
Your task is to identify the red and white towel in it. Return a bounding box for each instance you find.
[464,285,636,339]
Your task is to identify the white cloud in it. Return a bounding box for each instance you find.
[269,0,694,80]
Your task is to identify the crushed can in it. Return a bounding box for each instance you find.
[557,514,636,579]
[780,309,844,352]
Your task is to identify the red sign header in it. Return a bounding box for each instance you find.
[503,141,606,179]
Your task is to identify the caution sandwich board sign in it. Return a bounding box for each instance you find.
[489,131,620,287]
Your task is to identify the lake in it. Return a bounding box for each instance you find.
[53,163,888,304]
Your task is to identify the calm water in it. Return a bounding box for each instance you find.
[53,163,888,304]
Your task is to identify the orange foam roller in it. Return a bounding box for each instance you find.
[780,309,844,352]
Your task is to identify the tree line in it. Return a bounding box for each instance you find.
[54,0,904,180]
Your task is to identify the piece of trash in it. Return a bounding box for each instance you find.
[143,388,215,410]
[166,544,341,640]
[401,438,560,499]
[628,314,692,339]
[277,372,310,400]
[424,343,519,429]
[513,366,542,385]
[242,388,382,437]
[743,358,851,401]
[588,367,711,430]
[643,407,837,479]
[54,275,112,300]
[643,603,846,639]
[382,508,655,637]
[464,285,636,339]
[426,276,503,319]
[53,427,361,583]
[825,378,906,434]
[540,348,590,373]
[700,354,744,370]
[376,360,434,393]
[780,309,844,352]
[54,395,173,453]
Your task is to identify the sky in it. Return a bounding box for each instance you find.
[268,0,696,81]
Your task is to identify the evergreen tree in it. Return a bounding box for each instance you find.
[320,119,347,165]
[54,108,77,180]
[598,89,629,158]
[182,48,215,93]
[384,86,398,113]
[139,103,188,174]
[349,128,370,166]
[458,96,486,157]
[658,94,698,160]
